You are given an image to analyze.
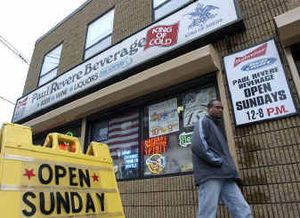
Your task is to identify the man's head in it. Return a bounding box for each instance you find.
[207,99,223,119]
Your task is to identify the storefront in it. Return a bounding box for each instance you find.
[13,1,300,217]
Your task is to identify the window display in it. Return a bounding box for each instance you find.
[148,98,179,137]
[33,124,81,146]
[89,83,217,179]
[91,111,139,180]
[143,86,217,176]
[143,132,192,175]
[183,87,217,127]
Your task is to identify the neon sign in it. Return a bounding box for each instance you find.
[146,154,166,174]
[144,136,167,155]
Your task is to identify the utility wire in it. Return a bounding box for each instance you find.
[0,34,29,64]
[0,35,27,107]
[0,96,15,105]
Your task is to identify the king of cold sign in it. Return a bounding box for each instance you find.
[224,39,296,126]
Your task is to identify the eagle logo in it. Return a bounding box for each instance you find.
[185,3,219,29]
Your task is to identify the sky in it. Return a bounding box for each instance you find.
[0,0,87,126]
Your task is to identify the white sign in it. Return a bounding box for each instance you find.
[224,39,297,126]
[148,98,179,138]
[13,0,240,122]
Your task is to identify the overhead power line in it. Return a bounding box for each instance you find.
[0,34,29,64]
[0,96,15,105]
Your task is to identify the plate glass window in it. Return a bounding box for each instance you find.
[143,86,217,176]
[88,82,218,179]
[90,111,140,180]
[33,124,81,146]
[38,44,62,86]
[85,9,115,59]
[153,0,192,20]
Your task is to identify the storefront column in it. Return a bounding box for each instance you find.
[284,48,300,101]
[216,69,238,166]
[275,6,300,100]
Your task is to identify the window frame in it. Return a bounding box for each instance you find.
[38,44,63,87]
[87,109,143,181]
[84,8,115,60]
[152,0,194,21]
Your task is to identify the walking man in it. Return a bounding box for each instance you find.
[191,99,252,218]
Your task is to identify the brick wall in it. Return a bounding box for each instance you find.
[214,0,300,217]
[287,0,300,9]
[23,0,300,217]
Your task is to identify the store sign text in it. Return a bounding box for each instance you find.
[21,163,105,217]
[145,23,179,49]
[13,0,240,122]
[224,39,296,125]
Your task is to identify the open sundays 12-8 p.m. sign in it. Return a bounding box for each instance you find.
[224,39,297,126]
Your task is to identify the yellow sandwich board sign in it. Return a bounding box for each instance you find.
[0,123,125,218]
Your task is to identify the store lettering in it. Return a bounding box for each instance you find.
[266,105,288,116]
[50,71,84,93]
[38,164,90,187]
[22,192,105,217]
[243,83,272,97]
[236,89,286,110]
[148,37,173,47]
[145,23,179,49]
[22,164,106,216]
[233,68,287,111]
[74,73,99,90]
[232,67,277,89]
[31,38,146,106]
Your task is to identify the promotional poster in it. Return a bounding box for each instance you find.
[224,39,296,126]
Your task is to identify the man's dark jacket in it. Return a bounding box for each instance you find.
[191,115,239,185]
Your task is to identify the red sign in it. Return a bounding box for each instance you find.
[145,23,179,49]
[144,136,167,155]
[17,97,28,108]
[234,43,267,67]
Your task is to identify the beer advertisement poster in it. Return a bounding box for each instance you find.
[224,39,296,126]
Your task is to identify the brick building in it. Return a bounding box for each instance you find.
[13,0,300,217]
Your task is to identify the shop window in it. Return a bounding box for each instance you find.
[90,111,140,180]
[291,42,300,73]
[38,44,62,86]
[33,125,81,146]
[143,86,217,176]
[152,0,192,21]
[84,9,114,60]
[88,80,217,180]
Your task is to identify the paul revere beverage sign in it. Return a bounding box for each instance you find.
[13,0,240,122]
[224,39,296,126]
